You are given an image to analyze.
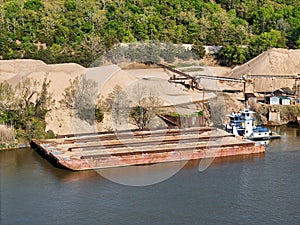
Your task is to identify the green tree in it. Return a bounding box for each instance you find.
[34,76,55,120]
[0,81,14,112]
[130,105,150,130]
[0,0,300,66]
[104,85,131,127]
[129,84,163,130]
[60,75,104,124]
[191,41,206,59]
[23,0,44,11]
[218,45,249,66]
[0,77,55,142]
[250,29,285,57]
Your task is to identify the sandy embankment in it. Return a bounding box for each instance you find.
[227,48,300,92]
[0,60,217,135]
[2,48,298,135]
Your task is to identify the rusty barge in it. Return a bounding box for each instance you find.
[30,127,265,171]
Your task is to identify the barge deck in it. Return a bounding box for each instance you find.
[30,127,265,170]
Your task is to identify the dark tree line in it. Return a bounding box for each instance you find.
[0,0,299,66]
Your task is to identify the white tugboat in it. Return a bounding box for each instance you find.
[225,109,280,141]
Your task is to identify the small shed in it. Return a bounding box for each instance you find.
[280,97,291,105]
[265,95,280,105]
[270,96,280,105]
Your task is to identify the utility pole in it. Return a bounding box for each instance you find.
[243,81,247,109]
[271,77,275,96]
[297,75,300,98]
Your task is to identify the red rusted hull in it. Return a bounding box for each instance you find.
[32,141,265,171]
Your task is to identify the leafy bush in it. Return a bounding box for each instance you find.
[0,77,55,143]
[217,45,249,66]
[60,75,104,125]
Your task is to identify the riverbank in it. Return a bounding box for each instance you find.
[248,102,300,126]
[0,144,29,151]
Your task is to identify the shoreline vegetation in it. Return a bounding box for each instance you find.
[0,77,55,150]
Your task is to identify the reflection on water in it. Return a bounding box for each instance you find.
[31,151,266,184]
[268,125,300,152]
[1,126,300,225]
[14,153,264,184]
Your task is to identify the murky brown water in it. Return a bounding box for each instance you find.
[1,126,299,225]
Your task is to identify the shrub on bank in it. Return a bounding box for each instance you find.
[0,124,15,148]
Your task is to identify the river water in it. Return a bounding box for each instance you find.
[1,126,300,225]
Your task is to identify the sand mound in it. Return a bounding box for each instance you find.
[1,59,213,134]
[228,48,300,78]
[226,48,300,92]
[0,59,87,102]
[0,59,47,73]
[86,64,138,99]
[0,60,139,134]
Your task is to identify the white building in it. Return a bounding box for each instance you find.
[280,97,291,105]
[270,96,280,105]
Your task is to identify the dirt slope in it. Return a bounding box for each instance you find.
[1,60,214,134]
[228,48,300,78]
[227,48,300,92]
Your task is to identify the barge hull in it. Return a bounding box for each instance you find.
[30,127,266,171]
[59,145,265,171]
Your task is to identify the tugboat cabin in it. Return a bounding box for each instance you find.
[225,109,280,141]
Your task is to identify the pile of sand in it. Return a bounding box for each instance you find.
[0,60,214,134]
[227,48,300,92]
[0,59,86,101]
[0,60,138,134]
[228,48,300,78]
